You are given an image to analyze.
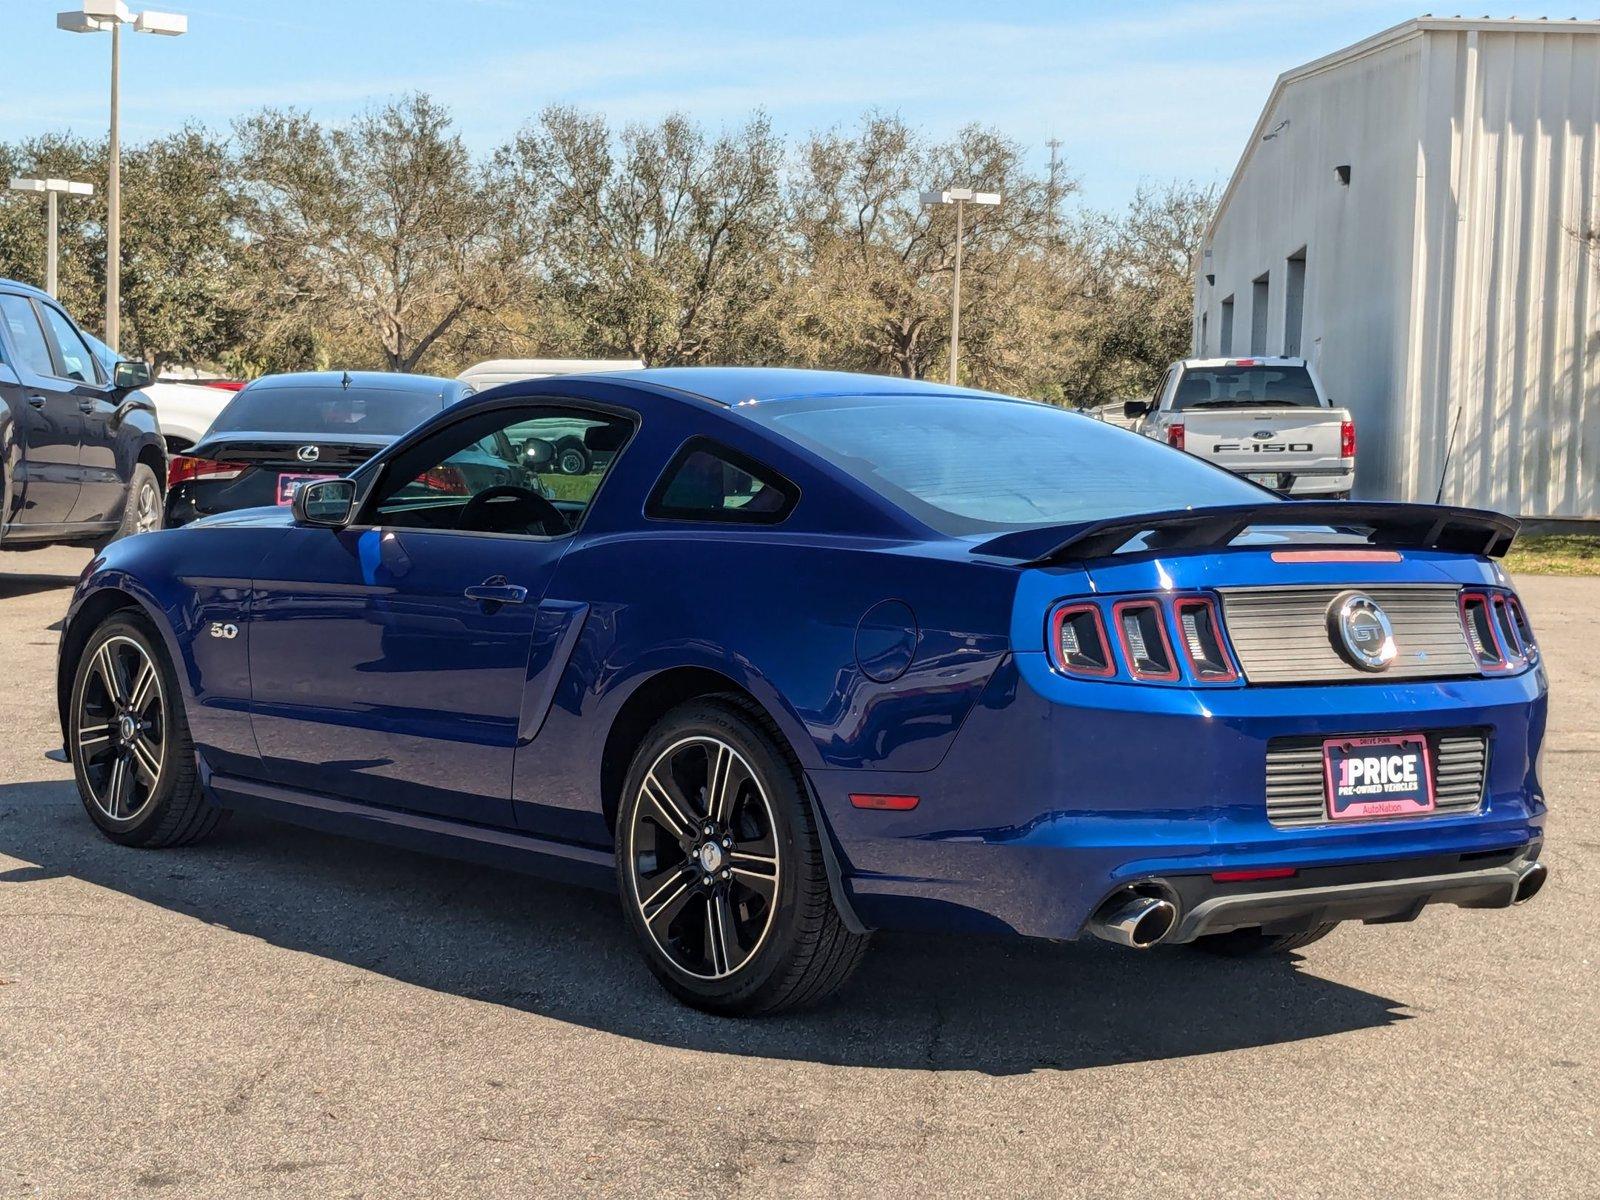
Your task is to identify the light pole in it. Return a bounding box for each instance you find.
[8,177,95,296]
[57,1,188,350]
[921,187,1000,385]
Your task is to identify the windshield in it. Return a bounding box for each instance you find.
[1172,364,1322,410]
[746,394,1271,536]
[209,385,447,438]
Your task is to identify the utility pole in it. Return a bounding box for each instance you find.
[920,187,1001,385]
[8,177,95,295]
[57,2,189,347]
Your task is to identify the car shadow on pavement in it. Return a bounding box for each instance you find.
[0,571,82,601]
[0,779,1410,1076]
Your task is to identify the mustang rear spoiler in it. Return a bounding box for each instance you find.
[972,502,1520,566]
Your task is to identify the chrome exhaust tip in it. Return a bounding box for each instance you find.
[1512,860,1548,905]
[1089,894,1177,949]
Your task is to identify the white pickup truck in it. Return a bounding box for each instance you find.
[1124,356,1355,498]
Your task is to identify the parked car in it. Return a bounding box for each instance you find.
[82,335,233,455]
[1126,357,1355,498]
[164,370,473,527]
[460,359,645,474]
[0,277,166,551]
[56,368,1547,1016]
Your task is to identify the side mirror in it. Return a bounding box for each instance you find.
[1123,399,1151,420]
[112,360,153,391]
[292,478,356,528]
[521,437,555,468]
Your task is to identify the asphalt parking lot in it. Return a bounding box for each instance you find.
[1,544,1595,1199]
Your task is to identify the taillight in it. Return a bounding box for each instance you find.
[1459,591,1508,670]
[1173,596,1238,682]
[417,465,469,495]
[1167,423,1185,451]
[1112,600,1179,681]
[1506,595,1538,661]
[1049,603,1115,677]
[168,455,246,488]
[1340,419,1356,458]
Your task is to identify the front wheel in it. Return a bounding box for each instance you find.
[69,614,227,847]
[616,698,869,1015]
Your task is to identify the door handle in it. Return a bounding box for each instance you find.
[78,399,96,414]
[464,577,528,606]
[27,394,46,409]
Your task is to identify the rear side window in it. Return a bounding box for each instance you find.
[647,439,797,524]
[1171,364,1321,410]
[0,295,56,377]
[746,394,1267,536]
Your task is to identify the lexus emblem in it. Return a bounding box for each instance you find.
[1328,591,1396,671]
[297,445,320,463]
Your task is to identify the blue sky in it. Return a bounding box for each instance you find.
[0,1,1577,208]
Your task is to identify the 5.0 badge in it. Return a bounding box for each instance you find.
[209,622,239,640]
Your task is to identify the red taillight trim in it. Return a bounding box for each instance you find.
[1340,418,1356,458]
[1111,599,1180,682]
[167,454,247,488]
[1172,596,1239,683]
[849,793,919,811]
[1048,602,1117,678]
[1211,867,1297,883]
[1167,422,1185,451]
[1459,590,1510,670]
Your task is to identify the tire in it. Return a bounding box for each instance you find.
[1188,922,1338,958]
[68,613,228,848]
[556,439,590,476]
[105,463,164,547]
[615,696,869,1015]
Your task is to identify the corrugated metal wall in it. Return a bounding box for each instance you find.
[1201,20,1600,518]
[1409,28,1600,518]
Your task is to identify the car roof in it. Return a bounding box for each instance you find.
[243,371,466,399]
[0,276,52,301]
[563,366,1021,409]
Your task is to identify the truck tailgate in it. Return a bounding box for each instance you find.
[1182,407,1348,478]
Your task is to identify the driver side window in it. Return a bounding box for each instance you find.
[370,405,632,538]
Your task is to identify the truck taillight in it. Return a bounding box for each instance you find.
[168,455,246,488]
[1167,423,1185,451]
[1340,419,1356,458]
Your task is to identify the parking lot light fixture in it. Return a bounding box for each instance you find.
[8,177,96,296]
[56,2,188,348]
[921,187,1002,385]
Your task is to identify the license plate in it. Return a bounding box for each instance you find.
[1323,735,1434,820]
[1247,472,1285,488]
[276,472,337,505]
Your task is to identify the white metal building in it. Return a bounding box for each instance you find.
[1194,17,1600,518]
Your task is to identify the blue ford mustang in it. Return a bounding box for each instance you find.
[55,368,1549,1014]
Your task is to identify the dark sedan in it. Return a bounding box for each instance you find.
[163,371,473,527]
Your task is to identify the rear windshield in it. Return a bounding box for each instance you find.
[1172,364,1321,410]
[208,385,447,437]
[745,394,1269,536]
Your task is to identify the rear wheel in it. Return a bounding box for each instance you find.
[98,463,163,549]
[69,614,227,847]
[616,698,868,1015]
[1188,923,1338,957]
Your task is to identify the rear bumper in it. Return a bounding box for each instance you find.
[1283,466,1355,495]
[1154,845,1545,942]
[811,657,1549,941]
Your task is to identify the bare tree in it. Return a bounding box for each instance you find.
[234,94,518,373]
[498,107,790,365]
[789,114,1066,385]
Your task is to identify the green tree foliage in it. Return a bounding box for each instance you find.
[499,107,790,365]
[1,95,1214,399]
